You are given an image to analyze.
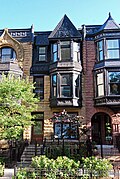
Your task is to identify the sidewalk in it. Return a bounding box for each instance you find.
[0,168,14,179]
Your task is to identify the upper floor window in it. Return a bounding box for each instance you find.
[0,47,16,63]
[38,47,46,61]
[34,76,44,100]
[52,44,58,62]
[51,73,80,98]
[97,39,120,61]
[60,74,71,97]
[106,40,119,59]
[96,72,104,97]
[52,41,80,62]
[108,72,120,95]
[97,41,103,61]
[60,41,70,61]
[52,74,57,97]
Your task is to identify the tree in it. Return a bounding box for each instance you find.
[0,74,38,140]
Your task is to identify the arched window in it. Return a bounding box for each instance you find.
[0,47,16,63]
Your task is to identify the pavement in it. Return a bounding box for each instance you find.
[0,168,14,179]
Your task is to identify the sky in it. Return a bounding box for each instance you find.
[0,0,120,31]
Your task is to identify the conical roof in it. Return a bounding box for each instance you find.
[98,13,120,32]
[49,14,81,39]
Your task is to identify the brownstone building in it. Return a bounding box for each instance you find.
[0,13,120,146]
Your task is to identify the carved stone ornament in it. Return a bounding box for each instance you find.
[112,113,120,124]
[0,28,24,68]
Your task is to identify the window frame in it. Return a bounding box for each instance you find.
[52,74,57,97]
[0,47,16,63]
[54,112,79,139]
[60,41,71,61]
[106,39,120,59]
[34,76,44,100]
[52,43,58,62]
[96,72,104,97]
[38,46,46,62]
[60,73,72,97]
[97,40,104,61]
[108,71,120,95]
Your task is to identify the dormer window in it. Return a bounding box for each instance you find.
[0,47,16,63]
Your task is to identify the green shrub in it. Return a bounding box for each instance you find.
[82,156,112,177]
[16,168,36,179]
[0,162,4,177]
[31,155,80,178]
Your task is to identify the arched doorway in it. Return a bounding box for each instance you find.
[91,113,112,145]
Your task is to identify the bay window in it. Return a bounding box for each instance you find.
[51,73,81,99]
[97,39,120,61]
[52,41,80,62]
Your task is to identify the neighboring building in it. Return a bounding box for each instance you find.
[0,13,120,145]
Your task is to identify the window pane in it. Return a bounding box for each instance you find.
[61,48,70,60]
[53,44,57,53]
[61,86,71,97]
[63,123,69,138]
[107,40,119,48]
[108,50,119,59]
[107,40,119,59]
[97,73,103,85]
[61,41,70,61]
[39,47,45,53]
[52,75,57,97]
[98,85,104,96]
[98,41,103,51]
[99,51,103,61]
[96,73,104,96]
[33,121,43,135]
[109,72,120,82]
[34,77,44,99]
[1,47,16,62]
[61,74,70,85]
[54,123,61,138]
[39,55,46,61]
[109,72,120,95]
[52,75,57,86]
[97,41,103,61]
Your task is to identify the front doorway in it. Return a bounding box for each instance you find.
[91,113,112,145]
[31,112,44,143]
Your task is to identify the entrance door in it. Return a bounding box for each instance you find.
[31,113,44,143]
[91,113,112,145]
